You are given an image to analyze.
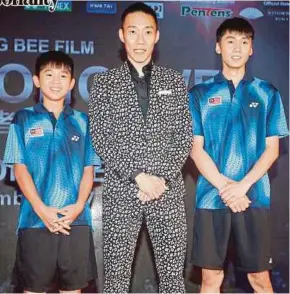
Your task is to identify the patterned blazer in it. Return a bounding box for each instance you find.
[89,61,193,196]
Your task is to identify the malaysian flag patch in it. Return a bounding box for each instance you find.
[208,96,222,106]
[29,127,44,137]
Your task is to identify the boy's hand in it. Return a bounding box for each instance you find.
[36,205,70,235]
[219,180,251,203]
[57,203,84,227]
[219,175,252,212]
[227,195,251,213]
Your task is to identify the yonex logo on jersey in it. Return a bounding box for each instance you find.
[71,135,80,142]
[29,127,44,137]
[249,102,259,108]
[269,257,272,264]
[208,96,222,106]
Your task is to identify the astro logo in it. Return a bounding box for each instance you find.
[239,7,264,20]
[145,2,164,19]
[181,6,233,18]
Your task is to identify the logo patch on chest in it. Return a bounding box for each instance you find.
[71,135,80,142]
[249,102,259,108]
[158,89,172,96]
[208,96,222,106]
[29,127,44,137]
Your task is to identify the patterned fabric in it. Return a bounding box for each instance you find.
[103,178,187,293]
[4,103,101,229]
[189,72,289,209]
[89,62,192,184]
[89,61,192,293]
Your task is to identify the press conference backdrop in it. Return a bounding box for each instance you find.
[0,1,289,293]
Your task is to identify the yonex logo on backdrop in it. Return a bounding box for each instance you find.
[0,0,58,12]
[24,0,71,12]
[71,135,80,142]
[249,102,259,108]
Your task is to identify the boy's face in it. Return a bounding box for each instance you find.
[33,63,75,103]
[216,30,253,71]
[119,11,159,68]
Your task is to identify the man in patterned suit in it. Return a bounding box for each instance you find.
[89,2,192,293]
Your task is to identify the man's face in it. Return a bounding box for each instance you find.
[33,63,75,103]
[216,30,253,71]
[119,11,159,68]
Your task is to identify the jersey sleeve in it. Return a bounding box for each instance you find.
[84,119,102,167]
[266,90,289,138]
[3,112,27,167]
[189,86,204,136]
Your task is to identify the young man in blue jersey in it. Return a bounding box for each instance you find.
[189,18,288,293]
[4,50,99,293]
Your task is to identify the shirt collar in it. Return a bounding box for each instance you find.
[214,71,254,83]
[34,103,73,116]
[127,59,153,78]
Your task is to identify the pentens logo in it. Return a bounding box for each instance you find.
[0,0,58,12]
[239,8,264,20]
[71,135,80,142]
[145,2,164,19]
[181,6,233,18]
[249,102,259,108]
[86,1,117,14]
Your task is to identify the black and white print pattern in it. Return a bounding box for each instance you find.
[89,62,193,293]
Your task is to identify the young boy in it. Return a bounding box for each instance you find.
[4,50,99,293]
[189,18,288,293]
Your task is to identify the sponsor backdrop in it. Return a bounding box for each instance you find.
[0,1,289,293]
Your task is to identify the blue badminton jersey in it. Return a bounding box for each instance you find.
[189,72,288,209]
[4,103,101,229]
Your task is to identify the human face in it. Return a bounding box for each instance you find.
[119,11,159,70]
[216,31,253,71]
[33,64,75,104]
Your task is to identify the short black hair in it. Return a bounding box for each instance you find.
[35,50,74,77]
[216,17,255,42]
[121,2,158,29]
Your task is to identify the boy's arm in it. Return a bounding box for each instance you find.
[14,164,69,235]
[190,135,228,190]
[58,166,94,225]
[220,136,279,201]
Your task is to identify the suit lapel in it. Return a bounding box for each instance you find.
[119,62,144,124]
[147,64,163,124]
